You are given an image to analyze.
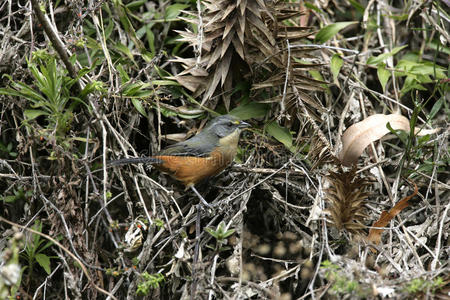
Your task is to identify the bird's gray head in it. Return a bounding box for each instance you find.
[204,115,250,138]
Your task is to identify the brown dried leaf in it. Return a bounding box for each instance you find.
[247,10,276,46]
[368,182,418,245]
[173,75,205,92]
[237,11,246,44]
[232,36,245,60]
[221,2,236,21]
[339,114,439,166]
[239,0,247,15]
[220,49,232,86]
[207,46,222,70]
[203,66,222,102]
[223,15,237,39]
[221,28,234,57]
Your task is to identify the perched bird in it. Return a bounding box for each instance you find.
[109,114,250,206]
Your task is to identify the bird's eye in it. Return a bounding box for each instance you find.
[227,122,233,127]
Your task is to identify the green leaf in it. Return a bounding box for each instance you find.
[126,0,146,10]
[265,121,294,152]
[116,64,130,82]
[330,54,343,82]
[315,21,357,44]
[428,98,443,121]
[377,63,391,92]
[24,109,48,120]
[131,98,147,117]
[366,45,408,65]
[229,102,270,120]
[347,0,365,13]
[2,195,17,203]
[165,4,189,20]
[35,253,51,274]
[114,42,134,61]
[146,26,155,57]
[386,122,408,145]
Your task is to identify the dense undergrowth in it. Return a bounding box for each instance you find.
[0,0,449,299]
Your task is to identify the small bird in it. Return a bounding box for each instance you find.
[109,114,250,207]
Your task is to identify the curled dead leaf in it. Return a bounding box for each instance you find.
[339,114,440,166]
[367,182,418,246]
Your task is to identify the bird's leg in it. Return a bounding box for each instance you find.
[190,185,213,208]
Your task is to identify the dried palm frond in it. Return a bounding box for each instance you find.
[308,136,339,170]
[171,0,324,113]
[325,168,370,235]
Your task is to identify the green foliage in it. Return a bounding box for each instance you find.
[0,50,99,146]
[205,221,235,252]
[330,54,343,82]
[366,46,447,96]
[315,21,358,44]
[0,141,17,159]
[136,272,165,296]
[154,218,164,229]
[377,63,391,93]
[321,260,368,297]
[229,102,270,120]
[20,221,58,279]
[404,277,444,294]
[265,121,295,152]
[1,188,32,204]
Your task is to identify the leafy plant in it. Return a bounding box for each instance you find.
[136,272,165,296]
[20,221,57,284]
[321,260,367,297]
[404,276,444,295]
[0,141,17,159]
[1,188,32,204]
[205,221,235,252]
[367,48,446,96]
[0,50,98,146]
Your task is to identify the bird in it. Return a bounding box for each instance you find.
[109,114,250,207]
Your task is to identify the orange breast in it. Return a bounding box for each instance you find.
[153,149,232,186]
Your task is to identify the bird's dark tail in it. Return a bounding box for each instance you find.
[107,157,162,166]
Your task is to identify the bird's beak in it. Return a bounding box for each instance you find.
[238,120,250,129]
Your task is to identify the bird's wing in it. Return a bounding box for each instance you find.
[158,133,218,157]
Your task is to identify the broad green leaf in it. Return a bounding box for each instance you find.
[330,54,343,82]
[131,98,147,117]
[265,121,294,152]
[377,63,391,93]
[229,102,270,120]
[165,4,189,20]
[366,45,408,65]
[114,42,134,61]
[35,253,51,275]
[315,21,357,44]
[126,0,146,10]
[428,98,443,121]
[24,109,48,120]
[116,64,130,82]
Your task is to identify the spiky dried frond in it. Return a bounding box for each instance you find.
[172,0,274,110]
[325,168,370,235]
[172,0,322,112]
[308,136,339,170]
